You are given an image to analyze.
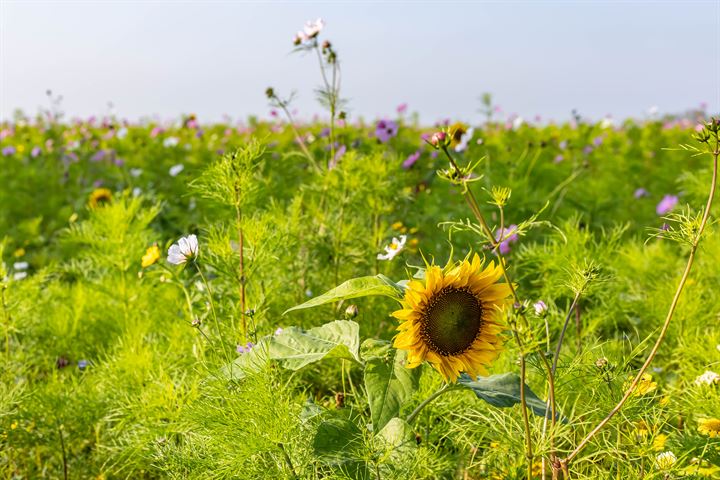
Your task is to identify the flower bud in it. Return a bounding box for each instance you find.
[265,87,275,99]
[345,304,359,319]
[430,131,447,148]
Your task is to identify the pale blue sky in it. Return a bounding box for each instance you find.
[1,1,719,123]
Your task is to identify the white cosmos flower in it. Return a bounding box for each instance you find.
[167,234,199,265]
[599,116,614,129]
[130,168,143,177]
[512,116,524,130]
[117,127,128,139]
[169,164,184,177]
[303,18,324,38]
[13,261,29,271]
[13,271,27,281]
[163,136,179,148]
[377,235,407,261]
[694,370,720,386]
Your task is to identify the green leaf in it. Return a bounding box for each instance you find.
[222,320,361,380]
[377,417,416,452]
[284,275,404,314]
[364,347,420,431]
[313,417,364,463]
[458,373,563,421]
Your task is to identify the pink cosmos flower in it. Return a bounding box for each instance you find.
[656,195,678,215]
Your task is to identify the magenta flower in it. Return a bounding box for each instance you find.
[375,119,398,143]
[634,188,649,199]
[495,224,519,255]
[236,342,255,354]
[31,146,42,158]
[402,150,421,169]
[554,154,564,163]
[656,195,678,215]
[2,146,16,156]
[396,103,408,115]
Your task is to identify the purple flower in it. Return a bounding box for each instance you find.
[31,146,42,158]
[592,136,604,147]
[375,119,398,143]
[533,300,548,316]
[329,144,347,170]
[553,154,564,163]
[319,127,331,138]
[2,146,16,156]
[634,188,649,199]
[656,195,678,215]
[78,360,89,370]
[494,224,519,255]
[583,145,594,155]
[91,150,107,162]
[236,342,255,354]
[402,151,421,169]
[274,328,284,336]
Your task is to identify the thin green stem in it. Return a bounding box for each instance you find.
[406,384,460,424]
[562,135,718,468]
[278,443,298,480]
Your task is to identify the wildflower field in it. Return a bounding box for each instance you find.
[2,19,720,480]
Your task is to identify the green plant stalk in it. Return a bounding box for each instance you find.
[278,442,298,479]
[441,145,558,479]
[560,135,719,471]
[2,285,10,359]
[541,292,581,480]
[234,198,247,341]
[270,93,317,169]
[406,384,461,424]
[314,43,336,161]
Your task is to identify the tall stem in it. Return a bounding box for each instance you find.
[562,136,718,468]
[406,384,459,424]
[235,199,246,340]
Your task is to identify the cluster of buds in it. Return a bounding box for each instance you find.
[321,40,337,64]
[427,131,450,149]
[293,18,324,46]
[694,117,719,143]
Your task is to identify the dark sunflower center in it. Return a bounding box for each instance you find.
[421,287,483,356]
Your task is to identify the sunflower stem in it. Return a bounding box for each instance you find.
[561,130,719,470]
[406,384,460,424]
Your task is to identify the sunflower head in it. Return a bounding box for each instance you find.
[89,188,113,208]
[392,254,512,382]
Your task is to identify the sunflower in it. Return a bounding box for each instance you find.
[698,418,720,438]
[392,254,512,382]
[89,188,112,208]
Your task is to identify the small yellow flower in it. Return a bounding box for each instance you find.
[625,373,657,396]
[16,144,25,154]
[13,248,25,258]
[88,188,112,208]
[653,433,668,451]
[391,221,404,231]
[10,421,18,430]
[655,451,676,470]
[698,418,720,437]
[141,245,161,268]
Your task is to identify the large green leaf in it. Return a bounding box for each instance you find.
[222,320,361,379]
[364,344,420,431]
[313,417,364,463]
[284,275,404,314]
[458,372,562,420]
